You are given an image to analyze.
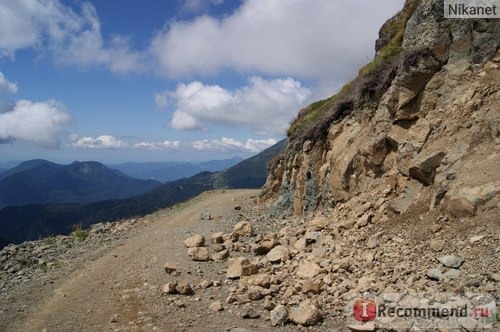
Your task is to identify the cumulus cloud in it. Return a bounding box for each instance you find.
[68,135,275,153]
[0,71,17,93]
[170,111,204,131]
[179,0,225,14]
[150,0,402,79]
[158,76,310,134]
[192,137,277,153]
[134,140,182,151]
[0,0,142,73]
[0,100,71,148]
[71,135,129,149]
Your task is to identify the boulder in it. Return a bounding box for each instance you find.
[389,181,422,213]
[429,239,445,252]
[211,249,230,261]
[211,232,225,244]
[458,317,478,331]
[427,268,444,281]
[443,268,460,278]
[162,282,178,294]
[176,281,193,295]
[164,262,177,274]
[227,257,259,278]
[187,247,210,261]
[209,301,223,312]
[302,280,322,294]
[266,245,290,263]
[289,299,322,326]
[201,210,212,220]
[442,182,500,218]
[366,232,383,249]
[409,151,445,185]
[241,307,260,319]
[296,261,323,279]
[270,304,289,326]
[233,221,253,236]
[252,232,278,255]
[307,217,329,231]
[244,274,271,288]
[438,255,464,268]
[347,322,376,331]
[183,234,205,248]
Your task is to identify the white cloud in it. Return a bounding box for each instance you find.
[192,137,277,153]
[0,100,71,148]
[150,0,402,79]
[180,0,225,14]
[134,140,182,151]
[0,0,142,73]
[0,71,17,93]
[170,110,204,130]
[159,76,310,135]
[71,135,129,149]
[68,135,275,154]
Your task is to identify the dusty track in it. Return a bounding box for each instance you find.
[13,189,275,332]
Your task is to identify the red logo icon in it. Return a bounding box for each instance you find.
[353,298,377,321]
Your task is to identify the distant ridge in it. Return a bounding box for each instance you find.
[0,160,161,209]
[0,140,286,247]
[108,156,244,183]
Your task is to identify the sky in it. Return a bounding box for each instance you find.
[0,0,403,164]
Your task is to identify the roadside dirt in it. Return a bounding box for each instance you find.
[9,189,282,332]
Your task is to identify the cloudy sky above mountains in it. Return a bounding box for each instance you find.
[0,0,402,163]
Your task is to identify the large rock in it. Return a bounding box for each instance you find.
[200,210,212,220]
[366,232,383,249]
[162,282,178,294]
[389,181,422,213]
[183,234,205,248]
[307,217,329,231]
[429,239,445,252]
[211,232,225,244]
[409,151,445,185]
[442,182,500,218]
[252,232,278,255]
[442,195,475,218]
[187,247,210,261]
[176,281,193,295]
[233,221,253,236]
[266,245,290,263]
[296,261,324,279]
[227,257,259,278]
[288,299,322,326]
[438,255,464,268]
[347,322,376,331]
[211,249,230,261]
[427,268,444,281]
[209,301,223,312]
[244,274,271,288]
[270,304,288,326]
[164,262,177,274]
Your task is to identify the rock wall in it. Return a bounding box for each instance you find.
[262,0,500,222]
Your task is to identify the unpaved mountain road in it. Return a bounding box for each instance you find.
[10,189,284,332]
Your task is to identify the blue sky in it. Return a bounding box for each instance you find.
[0,0,403,164]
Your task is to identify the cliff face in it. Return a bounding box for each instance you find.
[262,0,499,221]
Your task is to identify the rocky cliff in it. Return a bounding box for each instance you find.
[262,0,499,224]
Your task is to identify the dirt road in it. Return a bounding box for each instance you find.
[12,189,277,332]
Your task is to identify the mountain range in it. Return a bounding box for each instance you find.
[0,140,286,247]
[108,157,243,182]
[0,160,161,209]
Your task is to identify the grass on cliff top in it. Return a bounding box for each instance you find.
[287,0,420,141]
[287,81,353,137]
